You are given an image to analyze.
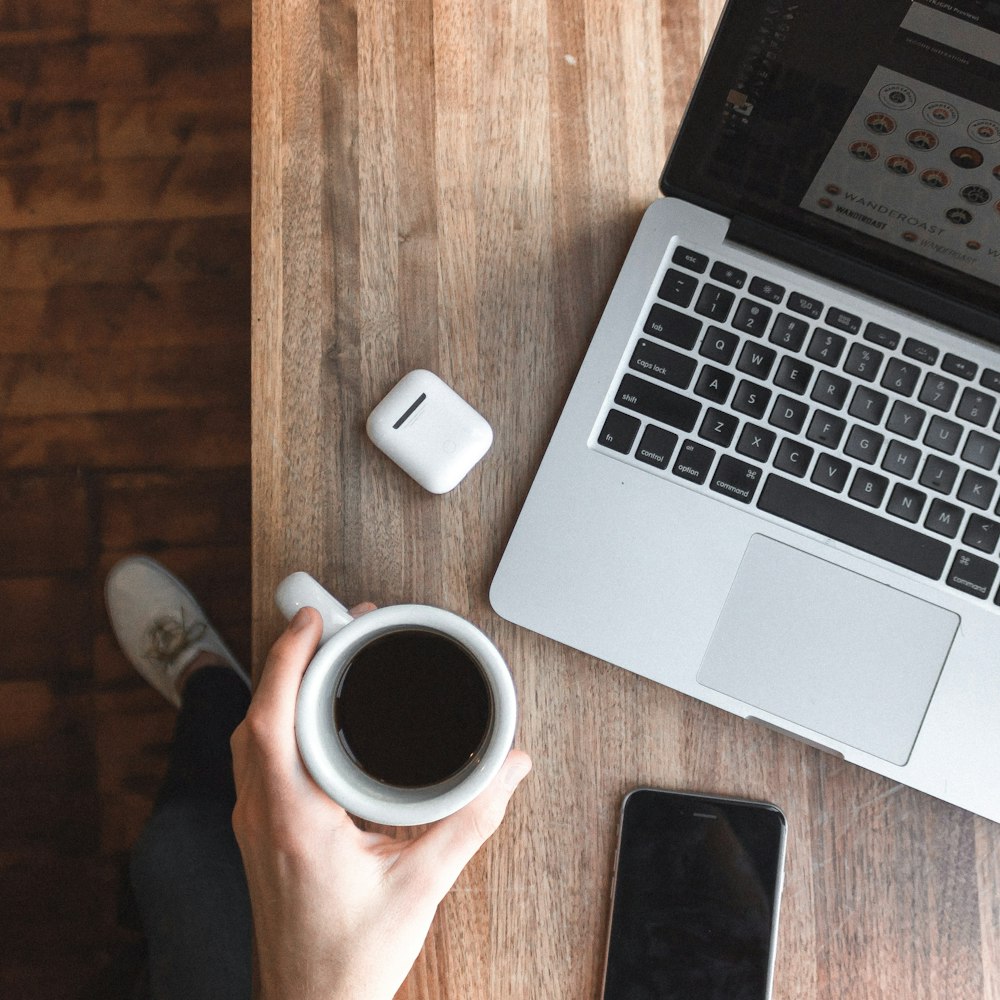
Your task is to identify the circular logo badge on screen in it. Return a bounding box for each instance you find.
[906,129,938,151]
[886,155,915,176]
[968,119,1000,144]
[961,184,991,205]
[865,112,896,135]
[950,146,985,169]
[849,140,879,161]
[923,102,959,126]
[880,84,916,110]
[920,168,950,188]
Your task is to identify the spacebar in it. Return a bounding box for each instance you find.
[757,474,949,579]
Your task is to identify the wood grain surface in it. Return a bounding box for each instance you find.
[251,1,1000,997]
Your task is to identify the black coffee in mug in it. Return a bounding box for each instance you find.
[333,628,493,788]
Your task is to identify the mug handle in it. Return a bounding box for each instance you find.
[275,572,354,643]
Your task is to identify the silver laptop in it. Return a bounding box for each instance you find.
[491,0,1000,822]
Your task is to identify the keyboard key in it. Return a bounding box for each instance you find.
[748,276,785,303]
[957,470,996,510]
[844,425,884,464]
[925,415,963,455]
[844,343,883,382]
[736,342,777,380]
[773,437,813,477]
[597,409,640,453]
[886,400,926,440]
[699,407,739,447]
[806,329,846,367]
[864,322,901,350]
[811,370,850,409]
[635,424,679,470]
[731,299,772,337]
[963,514,1000,554]
[880,358,920,397]
[942,353,977,380]
[925,498,964,538]
[919,455,959,495]
[644,303,702,349]
[757,474,949,579]
[849,385,888,424]
[956,388,996,427]
[918,373,959,411]
[629,339,697,388]
[849,468,889,507]
[769,394,809,434]
[658,268,699,307]
[711,455,763,504]
[732,380,772,419]
[962,430,1000,470]
[710,261,747,288]
[774,356,814,395]
[825,306,861,334]
[903,338,939,365]
[787,291,823,319]
[615,374,702,431]
[671,246,708,273]
[806,410,846,449]
[811,453,851,493]
[882,439,920,479]
[887,483,927,523]
[672,439,715,484]
[736,423,776,462]
[946,550,997,599]
[694,365,734,404]
[695,283,736,322]
[699,325,739,365]
[769,313,809,351]
[981,368,1000,392]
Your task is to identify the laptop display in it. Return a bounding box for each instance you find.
[662,0,1000,333]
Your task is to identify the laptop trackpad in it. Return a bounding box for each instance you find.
[696,535,959,766]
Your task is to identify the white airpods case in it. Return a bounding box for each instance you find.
[366,370,493,493]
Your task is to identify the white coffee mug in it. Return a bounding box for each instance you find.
[277,572,517,826]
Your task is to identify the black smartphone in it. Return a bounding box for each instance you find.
[601,788,787,1000]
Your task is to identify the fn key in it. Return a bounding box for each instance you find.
[597,409,640,453]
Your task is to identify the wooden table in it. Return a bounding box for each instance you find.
[251,1,1000,996]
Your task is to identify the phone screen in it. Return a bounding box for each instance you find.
[602,789,786,1000]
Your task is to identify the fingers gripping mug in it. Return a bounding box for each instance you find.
[276,572,518,826]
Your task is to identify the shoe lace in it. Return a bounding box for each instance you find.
[144,608,207,667]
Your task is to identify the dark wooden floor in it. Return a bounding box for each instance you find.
[1,2,252,995]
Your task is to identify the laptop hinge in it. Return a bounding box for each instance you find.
[727,214,998,344]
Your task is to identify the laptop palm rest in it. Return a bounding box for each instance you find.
[697,535,959,766]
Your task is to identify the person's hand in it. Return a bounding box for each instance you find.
[230,605,532,1000]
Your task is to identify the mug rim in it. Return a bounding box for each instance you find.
[294,604,517,825]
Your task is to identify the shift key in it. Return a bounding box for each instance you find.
[615,374,702,432]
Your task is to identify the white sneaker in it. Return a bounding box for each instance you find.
[105,555,250,707]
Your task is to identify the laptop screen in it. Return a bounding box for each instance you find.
[661,0,1000,338]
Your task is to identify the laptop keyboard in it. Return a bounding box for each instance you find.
[594,240,1000,605]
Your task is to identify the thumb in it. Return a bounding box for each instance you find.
[402,750,532,898]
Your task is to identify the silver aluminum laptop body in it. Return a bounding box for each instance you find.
[491,2,1000,822]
